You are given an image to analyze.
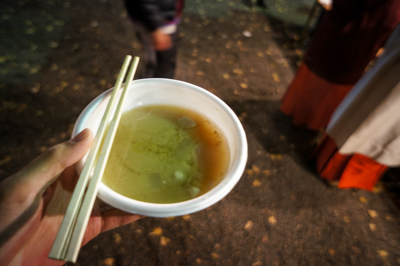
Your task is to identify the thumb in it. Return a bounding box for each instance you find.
[3,129,94,201]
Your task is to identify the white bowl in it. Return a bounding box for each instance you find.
[73,78,248,217]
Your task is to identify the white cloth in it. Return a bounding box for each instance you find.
[326,23,400,166]
[160,24,177,34]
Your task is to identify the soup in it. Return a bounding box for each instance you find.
[102,104,230,203]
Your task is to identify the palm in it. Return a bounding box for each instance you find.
[0,130,143,266]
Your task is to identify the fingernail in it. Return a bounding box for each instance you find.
[71,129,89,143]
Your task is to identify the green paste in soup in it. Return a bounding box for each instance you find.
[102,105,230,203]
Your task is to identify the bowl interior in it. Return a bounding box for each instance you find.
[73,78,247,217]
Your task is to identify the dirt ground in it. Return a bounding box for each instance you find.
[1,0,400,265]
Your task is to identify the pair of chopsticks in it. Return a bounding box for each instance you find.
[49,55,140,263]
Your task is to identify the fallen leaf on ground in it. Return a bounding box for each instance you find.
[102,257,115,266]
[182,214,191,220]
[53,20,64,26]
[113,233,122,244]
[211,253,219,259]
[253,179,261,187]
[49,64,58,71]
[252,165,260,173]
[60,81,68,88]
[263,170,271,176]
[368,210,378,218]
[160,236,170,246]
[386,216,394,221]
[244,220,254,231]
[378,250,388,259]
[30,83,40,94]
[26,27,36,34]
[90,20,99,27]
[272,73,280,82]
[372,184,383,193]
[16,103,27,113]
[29,66,40,74]
[240,83,248,89]
[369,223,377,231]
[0,156,11,166]
[233,68,243,75]
[243,30,252,37]
[358,197,367,203]
[150,227,163,236]
[268,216,277,225]
[269,154,282,160]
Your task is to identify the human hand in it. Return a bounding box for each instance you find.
[0,129,144,266]
[151,29,172,51]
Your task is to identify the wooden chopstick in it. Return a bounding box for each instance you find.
[49,55,140,263]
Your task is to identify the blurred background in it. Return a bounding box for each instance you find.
[1,0,400,265]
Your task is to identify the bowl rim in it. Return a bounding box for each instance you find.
[73,78,248,217]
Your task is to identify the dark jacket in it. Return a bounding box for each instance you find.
[304,0,400,84]
[125,0,184,32]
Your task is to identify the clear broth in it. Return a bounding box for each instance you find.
[102,104,230,203]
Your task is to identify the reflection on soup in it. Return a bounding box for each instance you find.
[102,104,230,203]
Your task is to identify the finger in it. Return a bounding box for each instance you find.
[41,164,77,207]
[3,129,93,201]
[100,209,145,233]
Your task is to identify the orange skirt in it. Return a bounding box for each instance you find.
[314,134,388,191]
[280,63,354,130]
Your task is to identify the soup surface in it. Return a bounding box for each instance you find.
[102,104,230,203]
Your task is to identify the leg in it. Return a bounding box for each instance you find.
[338,154,388,191]
[154,32,178,78]
[134,23,157,78]
[256,0,267,8]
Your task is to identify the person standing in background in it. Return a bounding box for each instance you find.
[279,0,400,191]
[125,0,185,79]
[280,0,400,131]
[315,23,400,191]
